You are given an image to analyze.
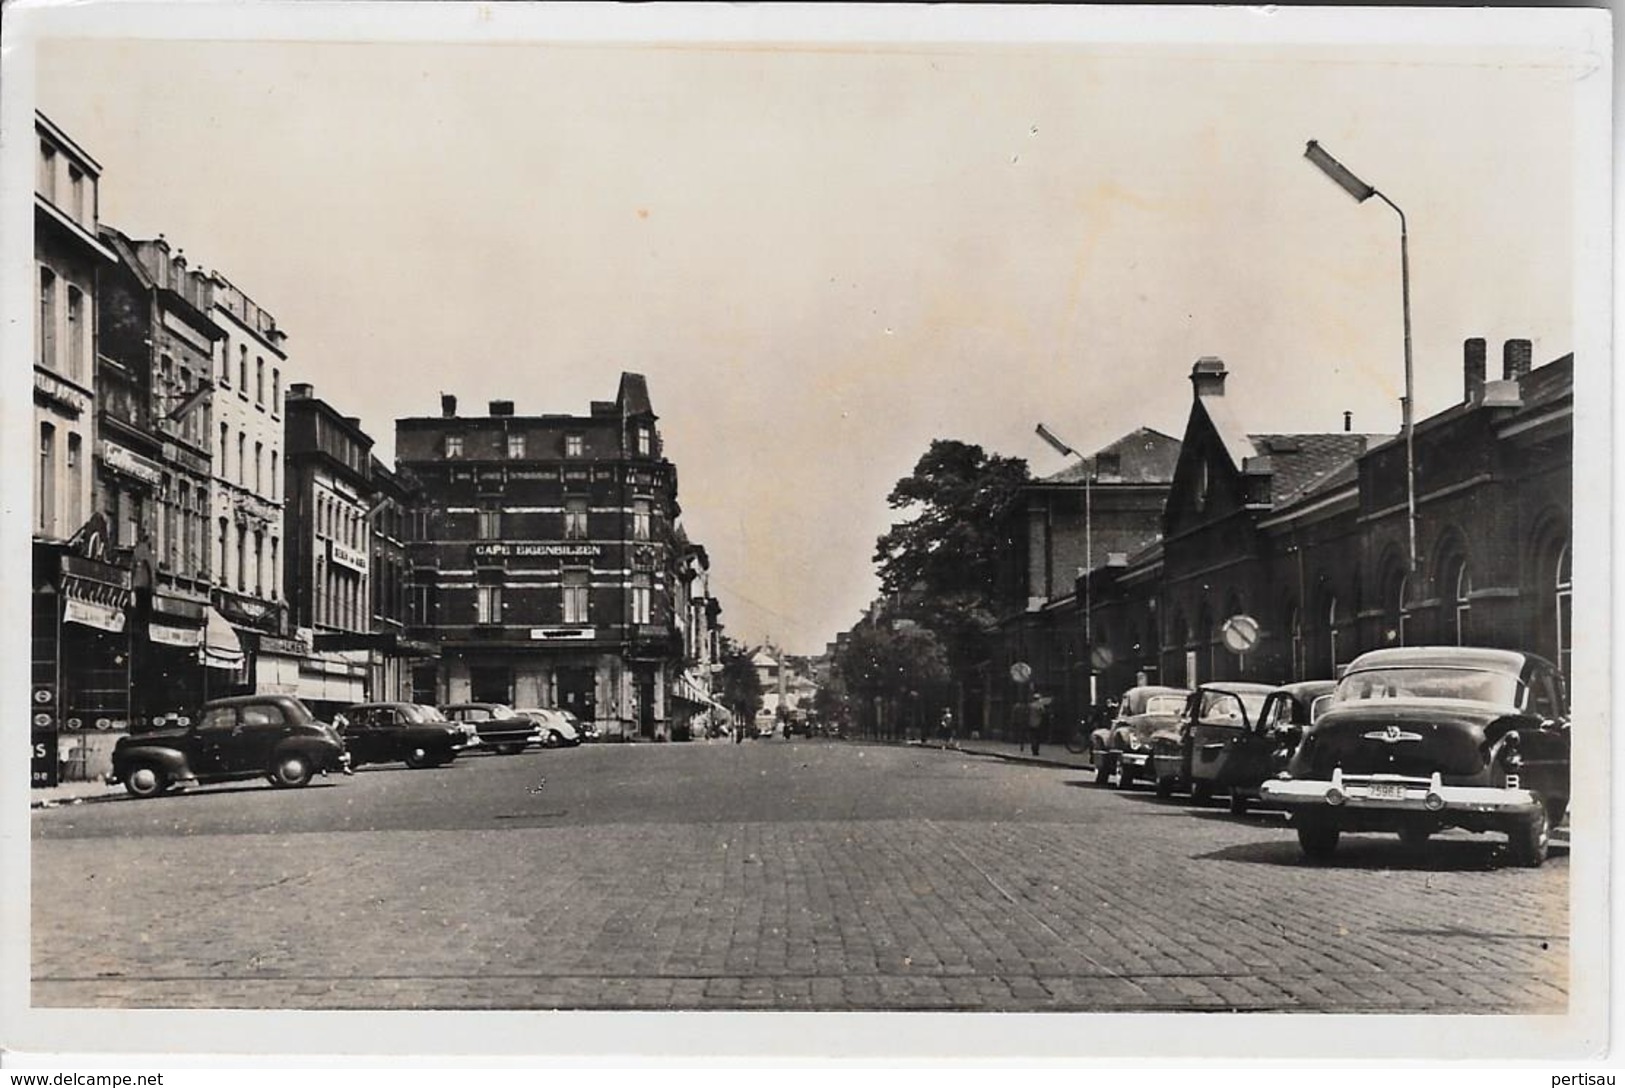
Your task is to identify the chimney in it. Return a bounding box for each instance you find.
[1190,356,1228,398]
[489,399,515,417]
[288,382,314,401]
[1343,411,1352,433]
[441,393,457,418]
[1463,338,1487,404]
[1503,339,1533,383]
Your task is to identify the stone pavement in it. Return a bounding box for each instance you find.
[30,742,1568,1013]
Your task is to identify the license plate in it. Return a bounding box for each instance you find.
[1367,782,1407,801]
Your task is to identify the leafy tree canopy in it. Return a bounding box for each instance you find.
[717,636,764,721]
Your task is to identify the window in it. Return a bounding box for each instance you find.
[1441,555,1471,646]
[237,432,246,486]
[176,481,190,574]
[37,423,56,535]
[65,286,84,380]
[238,345,248,392]
[236,524,246,592]
[1556,543,1572,681]
[66,433,82,531]
[445,434,463,459]
[507,434,525,460]
[632,499,651,542]
[270,451,279,501]
[69,165,84,222]
[476,585,502,625]
[256,358,265,405]
[631,574,652,625]
[219,336,231,386]
[254,442,263,494]
[1326,597,1341,676]
[270,538,279,600]
[564,498,589,540]
[39,267,56,370]
[198,706,235,732]
[272,368,281,412]
[37,141,56,200]
[477,507,502,539]
[254,531,264,596]
[219,423,229,478]
[1287,605,1303,680]
[218,518,229,585]
[241,704,282,729]
[636,425,652,457]
[565,434,584,458]
[562,570,589,624]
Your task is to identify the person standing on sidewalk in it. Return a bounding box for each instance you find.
[1026,691,1051,756]
[938,707,958,750]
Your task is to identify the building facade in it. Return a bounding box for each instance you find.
[204,272,291,657]
[31,112,122,786]
[282,384,376,715]
[396,374,693,740]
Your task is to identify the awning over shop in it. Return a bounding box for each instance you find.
[201,607,245,670]
[64,598,126,634]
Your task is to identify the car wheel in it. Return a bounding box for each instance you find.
[1191,779,1214,805]
[270,753,313,788]
[542,731,563,749]
[1544,799,1569,828]
[1397,824,1432,847]
[404,748,433,769]
[1228,792,1249,816]
[123,763,168,799]
[1296,821,1341,862]
[1113,762,1135,791]
[1093,752,1111,785]
[1506,805,1550,868]
[1154,774,1174,798]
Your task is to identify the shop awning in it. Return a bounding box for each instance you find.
[200,607,245,670]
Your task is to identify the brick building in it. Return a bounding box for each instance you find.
[395,374,696,740]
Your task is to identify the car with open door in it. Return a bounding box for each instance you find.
[1225,680,1337,814]
[1148,682,1275,803]
[1260,647,1570,867]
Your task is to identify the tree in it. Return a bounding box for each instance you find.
[872,440,1028,723]
[834,620,951,740]
[717,636,763,729]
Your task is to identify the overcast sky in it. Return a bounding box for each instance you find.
[25,7,1604,654]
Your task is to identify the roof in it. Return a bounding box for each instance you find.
[1246,433,1386,509]
[617,372,654,417]
[1344,646,1540,674]
[1040,427,1182,485]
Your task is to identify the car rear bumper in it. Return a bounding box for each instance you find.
[1118,751,1152,769]
[1260,770,1540,818]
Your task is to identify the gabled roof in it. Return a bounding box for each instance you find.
[1198,395,1261,475]
[1245,433,1385,509]
[1040,427,1182,485]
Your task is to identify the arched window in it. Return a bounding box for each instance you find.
[1556,542,1572,680]
[1327,596,1340,676]
[1438,552,1471,646]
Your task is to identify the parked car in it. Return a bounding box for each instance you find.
[107,694,351,798]
[560,710,599,742]
[339,702,472,769]
[512,708,582,748]
[1149,682,1276,802]
[1224,680,1337,814]
[1259,647,1570,867]
[1089,686,1190,788]
[438,703,544,755]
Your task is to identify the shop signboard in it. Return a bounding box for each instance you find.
[31,683,57,788]
[150,621,202,647]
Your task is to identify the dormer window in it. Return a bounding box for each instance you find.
[507,434,525,460]
[565,434,584,458]
[636,424,652,457]
[445,434,463,459]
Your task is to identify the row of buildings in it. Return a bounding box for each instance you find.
[31,112,724,786]
[840,341,1572,740]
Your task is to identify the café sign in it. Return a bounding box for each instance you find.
[472,542,602,560]
[100,440,163,485]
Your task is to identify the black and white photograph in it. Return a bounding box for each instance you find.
[2,0,1612,1067]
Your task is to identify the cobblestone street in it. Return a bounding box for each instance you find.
[31,740,1569,1012]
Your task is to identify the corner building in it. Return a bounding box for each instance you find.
[396,374,685,740]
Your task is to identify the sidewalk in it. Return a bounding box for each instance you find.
[909,735,1101,773]
[29,778,122,809]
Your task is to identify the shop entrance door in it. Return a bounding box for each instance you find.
[557,666,596,725]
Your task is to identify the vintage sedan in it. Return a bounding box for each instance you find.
[1149,682,1276,803]
[1225,680,1337,814]
[107,694,351,798]
[1089,686,1190,789]
[340,702,472,769]
[512,708,583,748]
[438,702,544,755]
[1259,647,1570,867]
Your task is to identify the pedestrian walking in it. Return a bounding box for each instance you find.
[938,707,958,750]
[1026,692,1050,757]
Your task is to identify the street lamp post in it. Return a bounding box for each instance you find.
[1035,423,1095,708]
[1304,139,1418,575]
